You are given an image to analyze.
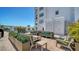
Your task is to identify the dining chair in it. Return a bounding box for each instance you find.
[60,38,74,51]
[30,35,41,50]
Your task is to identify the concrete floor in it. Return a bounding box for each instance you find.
[0,31,16,51]
[31,37,64,51]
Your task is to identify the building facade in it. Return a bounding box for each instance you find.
[35,7,78,35]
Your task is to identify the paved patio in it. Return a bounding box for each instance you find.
[0,31,64,51]
[0,31,16,51]
[31,37,64,51]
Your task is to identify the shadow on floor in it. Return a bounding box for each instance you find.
[31,47,50,51]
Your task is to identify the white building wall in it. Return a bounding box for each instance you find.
[75,8,79,21]
[53,17,65,35]
[35,7,75,35]
[45,7,74,23]
[44,7,75,35]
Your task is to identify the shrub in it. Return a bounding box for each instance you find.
[57,39,69,46]
[31,31,37,35]
[9,31,30,43]
[17,34,30,43]
[9,31,18,38]
[31,31,54,38]
[41,31,54,38]
[68,20,79,42]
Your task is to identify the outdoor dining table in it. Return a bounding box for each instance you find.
[36,40,48,51]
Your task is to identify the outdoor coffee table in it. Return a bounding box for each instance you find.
[36,40,47,51]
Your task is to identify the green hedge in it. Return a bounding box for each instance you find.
[41,31,54,38]
[31,31,37,35]
[9,31,30,43]
[31,31,54,38]
[9,31,18,38]
[57,39,69,46]
[17,34,30,43]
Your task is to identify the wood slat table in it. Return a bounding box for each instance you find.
[36,40,47,51]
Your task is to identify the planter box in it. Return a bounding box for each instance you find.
[9,36,15,44]
[9,36,30,51]
[14,38,30,51]
[75,42,79,51]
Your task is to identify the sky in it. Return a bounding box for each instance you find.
[0,7,35,27]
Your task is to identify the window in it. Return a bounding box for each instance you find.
[36,27,37,30]
[39,20,44,24]
[35,23,37,25]
[39,13,44,17]
[55,10,59,15]
[35,8,37,12]
[35,9,37,14]
[39,7,43,11]
[42,27,44,31]
[35,16,37,19]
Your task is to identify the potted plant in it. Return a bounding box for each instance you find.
[68,20,79,51]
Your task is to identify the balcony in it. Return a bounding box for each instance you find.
[39,7,44,11]
[39,13,44,17]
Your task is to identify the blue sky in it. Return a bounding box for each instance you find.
[0,7,34,27]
